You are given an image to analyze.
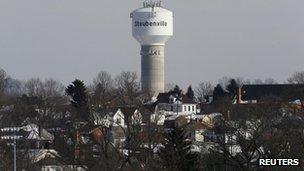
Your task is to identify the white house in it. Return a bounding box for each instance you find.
[191,113,223,127]
[155,92,198,117]
[92,109,126,128]
[131,109,143,125]
[112,109,125,127]
[150,111,166,125]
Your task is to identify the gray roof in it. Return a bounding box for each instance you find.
[156,92,196,104]
[241,84,304,101]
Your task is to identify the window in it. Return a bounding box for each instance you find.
[184,106,186,111]
[116,118,121,124]
[188,106,190,111]
[192,106,195,111]
[171,106,173,111]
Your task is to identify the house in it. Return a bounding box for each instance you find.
[155,92,198,116]
[118,108,144,126]
[184,121,210,142]
[191,113,223,127]
[27,149,86,171]
[202,129,224,143]
[0,123,54,149]
[131,109,143,125]
[163,115,188,132]
[150,112,165,125]
[236,84,304,104]
[180,113,224,143]
[92,108,144,148]
[92,109,126,128]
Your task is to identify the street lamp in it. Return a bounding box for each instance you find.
[1,128,23,171]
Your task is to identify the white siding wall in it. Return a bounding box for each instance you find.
[113,110,125,127]
[157,103,197,115]
[131,110,142,125]
[182,104,197,114]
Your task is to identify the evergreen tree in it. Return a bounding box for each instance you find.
[171,85,182,96]
[226,79,239,98]
[66,79,90,122]
[213,84,227,101]
[186,85,195,100]
[159,127,198,171]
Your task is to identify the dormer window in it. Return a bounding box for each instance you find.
[169,94,180,104]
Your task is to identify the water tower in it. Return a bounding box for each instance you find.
[131,1,173,96]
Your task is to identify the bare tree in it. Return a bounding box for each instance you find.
[264,78,277,84]
[252,79,264,85]
[218,76,231,89]
[39,79,67,122]
[0,68,10,104]
[91,71,115,109]
[288,71,304,84]
[24,78,44,97]
[208,118,269,171]
[42,79,65,97]
[0,68,8,92]
[251,78,277,85]
[165,83,176,92]
[195,81,213,102]
[115,72,141,106]
[113,72,156,170]
[92,71,114,91]
[235,77,251,86]
[24,78,65,98]
[206,101,304,170]
[3,78,23,98]
[218,76,249,89]
[22,78,67,126]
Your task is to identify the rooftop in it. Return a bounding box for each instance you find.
[241,84,304,101]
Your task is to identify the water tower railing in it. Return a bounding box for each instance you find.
[143,1,162,8]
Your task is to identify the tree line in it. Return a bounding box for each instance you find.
[1,67,304,170]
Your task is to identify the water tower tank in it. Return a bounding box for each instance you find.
[132,5,173,45]
[131,2,173,96]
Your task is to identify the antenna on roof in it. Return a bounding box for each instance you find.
[143,0,162,8]
[157,1,162,7]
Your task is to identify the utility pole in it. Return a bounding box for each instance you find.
[13,138,16,171]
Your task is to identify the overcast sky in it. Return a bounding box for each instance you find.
[0,0,303,88]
